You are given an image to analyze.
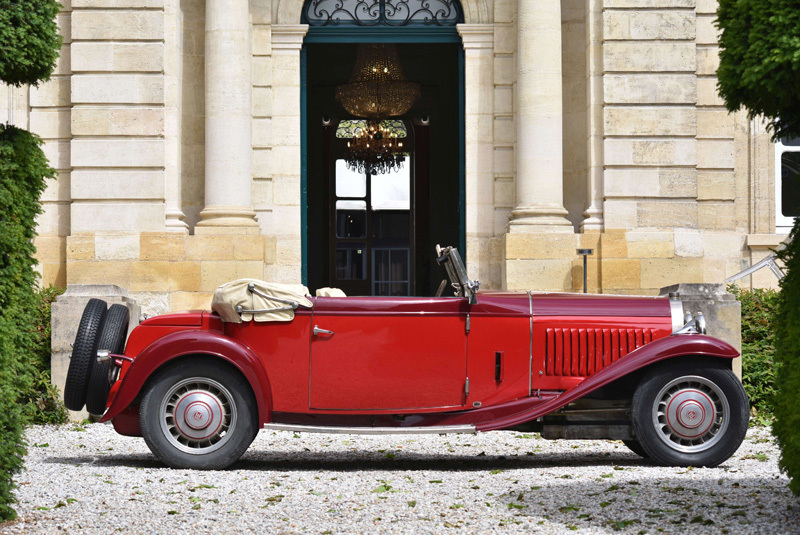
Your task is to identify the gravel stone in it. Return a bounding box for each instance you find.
[1,423,798,534]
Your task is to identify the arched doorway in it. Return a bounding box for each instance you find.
[301,0,465,296]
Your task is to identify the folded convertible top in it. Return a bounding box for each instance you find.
[211,279,312,323]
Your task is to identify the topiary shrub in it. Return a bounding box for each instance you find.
[729,285,778,424]
[773,223,800,495]
[0,124,54,519]
[0,0,62,87]
[717,0,800,140]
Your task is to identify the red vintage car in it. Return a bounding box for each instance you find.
[63,246,749,470]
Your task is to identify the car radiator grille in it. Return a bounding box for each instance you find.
[544,327,657,377]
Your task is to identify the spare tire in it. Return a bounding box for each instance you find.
[64,299,107,411]
[85,304,130,415]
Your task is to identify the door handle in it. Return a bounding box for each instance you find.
[313,325,334,337]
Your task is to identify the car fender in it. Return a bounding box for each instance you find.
[99,330,272,425]
[478,333,739,432]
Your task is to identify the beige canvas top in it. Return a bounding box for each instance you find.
[211,279,313,323]
[315,287,347,297]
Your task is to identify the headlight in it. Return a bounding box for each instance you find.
[668,293,684,332]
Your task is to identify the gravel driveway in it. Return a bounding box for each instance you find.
[1,423,797,534]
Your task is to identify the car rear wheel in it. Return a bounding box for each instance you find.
[631,360,749,467]
[85,304,130,415]
[64,299,107,411]
[139,360,259,470]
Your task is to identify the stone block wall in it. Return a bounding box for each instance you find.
[69,0,167,235]
[65,232,272,315]
[502,0,777,294]
[30,2,73,289]
[14,0,782,302]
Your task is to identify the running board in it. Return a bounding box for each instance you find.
[263,423,476,435]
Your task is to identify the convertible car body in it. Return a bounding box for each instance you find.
[64,246,749,470]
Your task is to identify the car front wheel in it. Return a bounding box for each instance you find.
[139,360,258,470]
[631,360,749,467]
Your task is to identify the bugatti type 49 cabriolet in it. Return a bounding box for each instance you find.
[64,246,749,470]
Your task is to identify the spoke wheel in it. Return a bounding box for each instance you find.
[140,360,258,470]
[631,359,748,467]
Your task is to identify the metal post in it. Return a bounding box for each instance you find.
[577,249,594,293]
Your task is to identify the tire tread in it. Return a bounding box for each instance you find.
[64,299,107,411]
[85,304,130,415]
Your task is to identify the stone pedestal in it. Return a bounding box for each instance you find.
[659,283,742,379]
[51,285,140,421]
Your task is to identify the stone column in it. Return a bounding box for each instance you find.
[164,0,188,231]
[458,24,496,286]
[510,0,572,232]
[196,0,259,233]
[581,0,604,231]
[269,25,308,283]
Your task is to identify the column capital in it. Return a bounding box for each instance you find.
[457,24,494,50]
[271,25,309,52]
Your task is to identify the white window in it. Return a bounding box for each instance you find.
[775,137,800,233]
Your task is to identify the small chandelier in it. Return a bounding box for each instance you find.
[336,43,420,120]
[344,120,407,175]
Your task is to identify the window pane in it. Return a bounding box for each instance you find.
[390,249,409,281]
[781,152,800,217]
[371,157,410,210]
[374,282,391,296]
[391,282,409,296]
[336,119,407,139]
[780,137,800,147]
[373,211,409,241]
[335,243,366,280]
[336,160,366,197]
[373,248,409,296]
[336,200,366,238]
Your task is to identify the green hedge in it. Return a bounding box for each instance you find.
[20,286,67,425]
[0,125,54,520]
[774,224,800,495]
[0,0,62,87]
[729,285,778,423]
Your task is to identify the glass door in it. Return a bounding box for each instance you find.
[328,133,414,296]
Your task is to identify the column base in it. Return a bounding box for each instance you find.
[580,206,604,232]
[509,205,574,233]
[195,205,260,235]
[165,209,189,233]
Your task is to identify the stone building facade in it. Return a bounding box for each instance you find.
[0,0,788,315]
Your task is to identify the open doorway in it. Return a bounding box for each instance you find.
[305,42,463,296]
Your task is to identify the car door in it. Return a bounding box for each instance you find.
[309,296,468,411]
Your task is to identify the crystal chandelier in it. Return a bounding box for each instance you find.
[336,43,420,119]
[336,44,419,174]
[344,120,407,175]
